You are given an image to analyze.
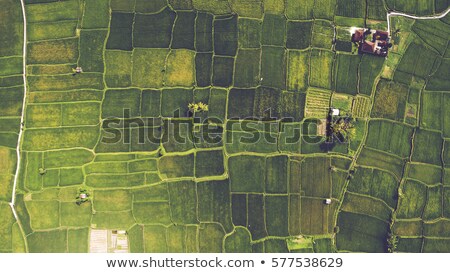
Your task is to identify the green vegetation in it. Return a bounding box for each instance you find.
[1,0,448,254]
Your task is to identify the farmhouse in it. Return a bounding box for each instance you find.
[352,28,391,57]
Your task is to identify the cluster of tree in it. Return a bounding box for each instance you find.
[76,188,90,206]
[329,116,356,143]
[188,102,209,113]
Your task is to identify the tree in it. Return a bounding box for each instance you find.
[76,188,90,206]
[188,102,209,113]
[329,116,355,143]
[387,233,398,253]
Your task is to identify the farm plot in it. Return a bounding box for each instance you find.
[286,21,311,50]
[234,49,261,88]
[286,0,314,19]
[305,89,332,118]
[372,80,408,121]
[427,59,450,91]
[341,192,393,222]
[197,179,233,233]
[262,14,286,47]
[313,0,337,20]
[412,129,443,165]
[225,120,279,154]
[359,54,385,96]
[407,163,442,185]
[331,93,353,114]
[261,46,286,89]
[347,167,399,208]
[336,211,389,252]
[0,203,17,252]
[237,18,261,49]
[0,155,15,201]
[224,227,252,253]
[311,20,334,50]
[334,54,360,95]
[420,91,447,132]
[393,42,439,86]
[229,155,265,193]
[287,50,309,92]
[396,179,428,219]
[309,49,334,90]
[365,120,413,158]
[352,96,371,118]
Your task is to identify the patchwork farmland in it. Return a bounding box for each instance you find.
[0,0,449,253]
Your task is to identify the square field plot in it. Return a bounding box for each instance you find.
[93,190,132,212]
[214,15,238,56]
[132,48,168,88]
[195,149,225,178]
[102,89,141,118]
[106,12,134,51]
[159,153,194,179]
[60,202,92,228]
[229,0,263,18]
[286,21,312,49]
[78,30,108,73]
[309,49,334,89]
[133,8,176,48]
[299,197,335,235]
[229,155,265,193]
[336,211,389,252]
[265,195,289,236]
[197,179,233,233]
[286,0,314,20]
[311,20,334,49]
[212,56,234,88]
[262,14,286,46]
[253,86,282,119]
[171,11,196,50]
[365,120,413,158]
[195,12,213,52]
[227,88,255,119]
[28,38,78,64]
[165,50,195,87]
[287,50,309,92]
[25,200,60,230]
[334,54,360,95]
[82,0,110,29]
[105,50,132,88]
[160,88,193,117]
[261,46,286,89]
[372,80,408,121]
[195,53,212,87]
[412,129,443,165]
[234,49,261,88]
[238,18,261,49]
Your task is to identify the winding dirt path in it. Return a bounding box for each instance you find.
[387,7,450,34]
[9,0,28,220]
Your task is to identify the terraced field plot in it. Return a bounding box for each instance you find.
[0,0,449,253]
